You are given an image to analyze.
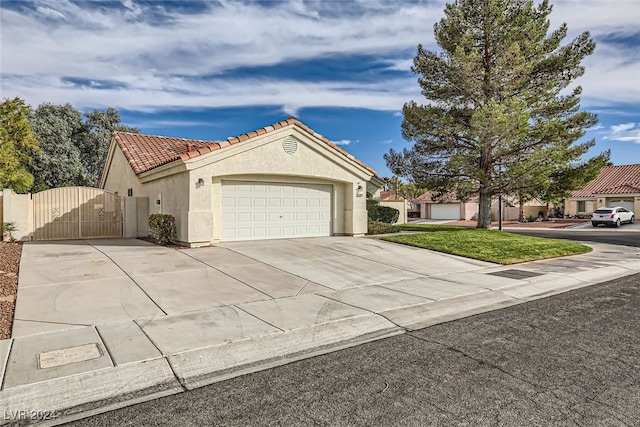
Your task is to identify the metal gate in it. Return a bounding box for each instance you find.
[33,187,123,240]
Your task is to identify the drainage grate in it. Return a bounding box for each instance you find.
[487,269,542,280]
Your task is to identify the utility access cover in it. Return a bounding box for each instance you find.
[38,343,103,369]
[487,269,542,280]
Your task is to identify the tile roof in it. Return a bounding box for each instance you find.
[111,117,376,176]
[570,164,640,197]
[414,190,460,203]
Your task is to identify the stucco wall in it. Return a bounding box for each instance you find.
[2,189,32,241]
[102,145,145,198]
[379,200,407,224]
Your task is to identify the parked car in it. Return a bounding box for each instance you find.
[591,206,635,227]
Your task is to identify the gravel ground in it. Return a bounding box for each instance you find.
[0,241,22,340]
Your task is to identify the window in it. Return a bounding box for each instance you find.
[578,201,585,212]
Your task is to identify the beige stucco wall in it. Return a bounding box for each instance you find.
[104,125,372,244]
[2,189,32,241]
[379,200,408,224]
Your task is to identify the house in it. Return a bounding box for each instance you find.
[99,117,380,246]
[412,191,548,222]
[412,191,477,220]
[565,164,640,216]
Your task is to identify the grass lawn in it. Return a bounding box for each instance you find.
[382,225,591,264]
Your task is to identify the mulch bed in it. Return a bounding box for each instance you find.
[0,242,22,340]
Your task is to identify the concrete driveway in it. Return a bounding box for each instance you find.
[13,236,493,337]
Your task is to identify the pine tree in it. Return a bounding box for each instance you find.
[385,0,609,228]
[0,98,40,192]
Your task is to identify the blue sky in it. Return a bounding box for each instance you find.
[1,0,639,178]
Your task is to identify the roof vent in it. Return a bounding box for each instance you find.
[282,136,298,154]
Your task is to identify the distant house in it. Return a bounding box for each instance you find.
[413,191,476,220]
[99,117,381,246]
[565,164,640,216]
[412,191,548,221]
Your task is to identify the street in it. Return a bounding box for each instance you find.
[510,225,640,248]
[67,272,640,426]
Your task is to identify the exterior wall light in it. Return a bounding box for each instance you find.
[196,178,205,187]
[356,184,364,197]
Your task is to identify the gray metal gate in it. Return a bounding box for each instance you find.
[32,186,123,240]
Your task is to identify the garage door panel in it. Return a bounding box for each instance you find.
[609,200,634,211]
[222,181,332,241]
[431,204,460,220]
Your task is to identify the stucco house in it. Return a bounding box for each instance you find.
[413,191,477,220]
[565,164,640,216]
[99,117,380,246]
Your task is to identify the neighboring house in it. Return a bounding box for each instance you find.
[413,191,547,221]
[413,191,476,220]
[99,117,380,246]
[565,164,640,216]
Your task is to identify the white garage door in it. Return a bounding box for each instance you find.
[431,203,461,220]
[608,200,634,212]
[221,181,332,241]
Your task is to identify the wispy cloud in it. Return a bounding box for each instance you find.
[380,139,393,144]
[331,139,355,146]
[1,0,638,115]
[611,122,636,134]
[607,122,640,144]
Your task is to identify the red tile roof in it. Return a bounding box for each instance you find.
[571,164,640,197]
[112,117,376,176]
[414,190,460,203]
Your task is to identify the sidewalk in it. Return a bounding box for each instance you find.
[2,237,640,425]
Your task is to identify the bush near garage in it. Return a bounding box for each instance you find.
[148,214,177,245]
[367,220,399,235]
[367,200,400,224]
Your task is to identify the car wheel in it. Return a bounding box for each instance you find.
[615,218,621,228]
[592,222,598,227]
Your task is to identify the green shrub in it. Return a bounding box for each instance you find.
[148,214,177,245]
[527,215,536,223]
[2,222,18,242]
[367,221,398,235]
[367,200,400,224]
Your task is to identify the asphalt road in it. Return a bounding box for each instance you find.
[509,226,640,248]
[67,273,640,426]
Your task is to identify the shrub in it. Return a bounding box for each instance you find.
[367,200,400,224]
[527,215,536,223]
[2,222,18,242]
[367,221,398,235]
[148,214,177,245]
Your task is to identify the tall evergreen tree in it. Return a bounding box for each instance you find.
[385,0,609,228]
[28,103,85,192]
[76,108,138,187]
[0,97,40,192]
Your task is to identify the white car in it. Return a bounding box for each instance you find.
[591,206,635,227]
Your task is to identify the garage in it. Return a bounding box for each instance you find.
[608,200,635,212]
[431,203,461,220]
[221,181,332,241]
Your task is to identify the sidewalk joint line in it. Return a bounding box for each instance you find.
[84,240,168,316]
[234,305,285,333]
[179,251,275,300]
[314,293,408,331]
[93,325,116,368]
[0,339,14,391]
[132,319,189,391]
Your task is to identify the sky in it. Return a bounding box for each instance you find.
[1,0,639,178]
